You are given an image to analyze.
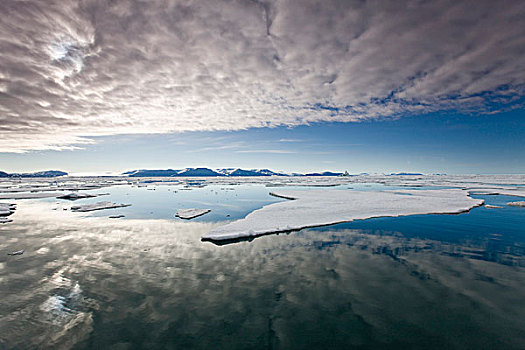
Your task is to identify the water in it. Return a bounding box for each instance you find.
[44,182,447,221]
[1,184,524,349]
[60,183,289,221]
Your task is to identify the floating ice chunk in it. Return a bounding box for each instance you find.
[70,201,131,212]
[0,192,62,199]
[266,182,340,187]
[109,215,125,219]
[485,204,503,209]
[202,189,484,242]
[0,203,16,222]
[56,192,97,200]
[176,208,211,219]
[0,202,16,216]
[7,249,24,256]
[507,201,525,207]
[468,188,525,197]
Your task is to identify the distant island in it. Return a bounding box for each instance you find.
[0,170,68,178]
[388,172,424,176]
[0,168,432,178]
[122,168,346,177]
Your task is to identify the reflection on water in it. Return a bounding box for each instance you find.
[1,200,524,349]
[312,193,525,268]
[42,183,290,222]
[40,182,418,222]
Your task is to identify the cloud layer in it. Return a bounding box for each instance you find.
[1,0,524,152]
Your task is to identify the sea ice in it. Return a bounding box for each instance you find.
[485,205,503,209]
[0,202,16,216]
[467,188,525,197]
[109,215,125,219]
[7,249,24,256]
[266,181,341,187]
[0,192,63,199]
[507,201,525,207]
[56,192,97,200]
[70,201,131,212]
[0,203,16,223]
[176,208,211,219]
[202,189,484,241]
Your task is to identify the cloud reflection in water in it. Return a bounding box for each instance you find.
[0,201,524,349]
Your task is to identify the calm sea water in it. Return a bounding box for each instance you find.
[1,183,524,349]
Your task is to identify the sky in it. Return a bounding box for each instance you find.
[0,0,524,174]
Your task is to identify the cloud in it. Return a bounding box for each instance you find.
[191,142,246,152]
[236,149,296,154]
[0,0,524,152]
[279,139,303,142]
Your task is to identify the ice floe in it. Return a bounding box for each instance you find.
[0,177,127,197]
[0,192,63,199]
[202,189,484,241]
[70,201,131,212]
[56,192,97,200]
[484,205,503,209]
[266,181,341,187]
[0,202,16,223]
[467,188,525,197]
[507,201,525,207]
[7,249,24,256]
[0,202,16,216]
[176,208,211,219]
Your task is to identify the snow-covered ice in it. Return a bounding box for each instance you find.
[0,192,63,199]
[176,209,211,219]
[266,181,341,187]
[507,201,525,207]
[467,188,525,197]
[485,205,503,209]
[70,201,131,212]
[0,203,16,223]
[7,249,24,256]
[0,203,16,216]
[56,192,97,200]
[202,189,484,241]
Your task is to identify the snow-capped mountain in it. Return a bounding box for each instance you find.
[0,170,68,178]
[122,168,341,177]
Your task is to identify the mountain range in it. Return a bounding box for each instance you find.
[123,168,345,177]
[0,170,68,178]
[0,168,432,178]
